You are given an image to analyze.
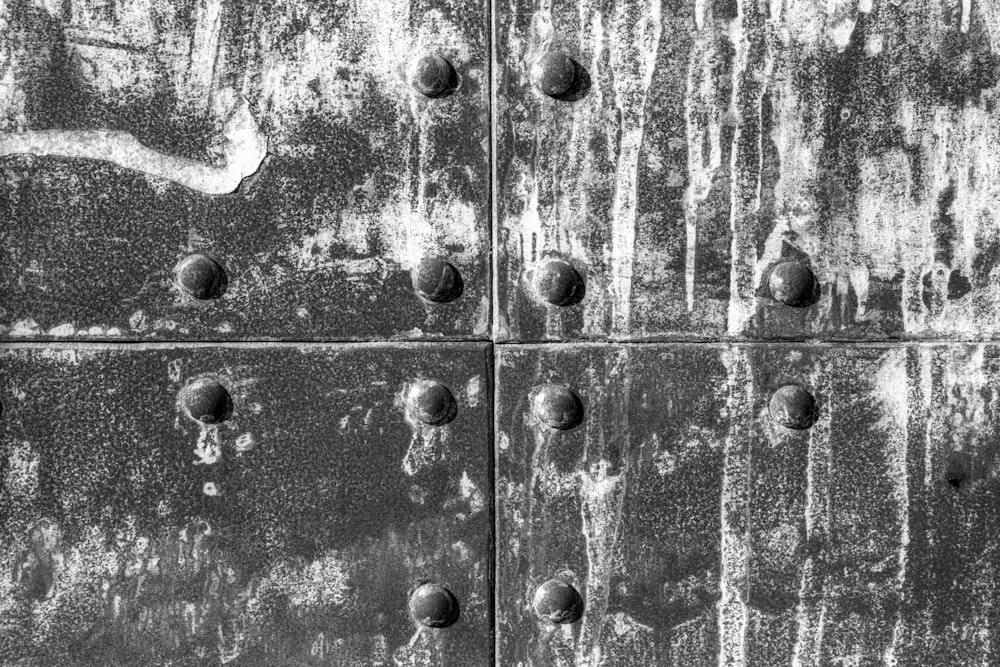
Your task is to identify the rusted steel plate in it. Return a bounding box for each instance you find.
[0,1,489,341]
[495,1,1000,342]
[0,342,491,665]
[496,343,999,665]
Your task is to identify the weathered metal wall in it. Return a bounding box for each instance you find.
[2,0,1000,666]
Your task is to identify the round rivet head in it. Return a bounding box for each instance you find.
[768,262,819,307]
[409,583,460,628]
[533,579,584,624]
[412,54,458,99]
[175,254,227,300]
[406,380,458,426]
[412,257,463,303]
[532,52,577,97]
[532,385,584,430]
[180,378,233,424]
[534,260,585,307]
[768,384,817,430]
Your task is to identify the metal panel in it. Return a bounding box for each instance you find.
[0,342,491,665]
[496,343,999,665]
[495,1,1000,342]
[0,1,489,341]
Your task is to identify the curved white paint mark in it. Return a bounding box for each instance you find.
[0,98,267,196]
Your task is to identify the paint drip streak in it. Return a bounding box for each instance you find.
[791,364,832,666]
[578,349,631,666]
[682,10,722,314]
[608,0,662,336]
[718,348,753,667]
[727,0,768,335]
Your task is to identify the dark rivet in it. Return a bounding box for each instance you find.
[768,262,819,307]
[534,260,585,307]
[175,254,227,300]
[180,378,233,424]
[412,54,458,99]
[409,583,460,628]
[412,257,464,303]
[532,52,577,97]
[532,385,584,430]
[532,579,584,624]
[407,380,457,426]
[768,384,817,430]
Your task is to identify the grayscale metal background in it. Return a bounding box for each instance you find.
[1,1,998,666]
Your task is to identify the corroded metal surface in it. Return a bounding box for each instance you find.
[496,343,999,665]
[496,1,1000,341]
[0,1,489,341]
[0,343,491,665]
[5,0,1000,665]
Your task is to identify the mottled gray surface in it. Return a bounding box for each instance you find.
[1,0,490,341]
[4,0,1000,665]
[0,343,491,666]
[496,344,999,666]
[496,0,1000,341]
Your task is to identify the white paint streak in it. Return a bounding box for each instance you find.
[880,350,911,666]
[718,348,752,667]
[791,361,832,667]
[608,0,662,336]
[577,349,630,667]
[684,26,724,313]
[726,2,768,335]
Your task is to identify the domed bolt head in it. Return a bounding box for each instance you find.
[406,380,458,426]
[175,253,227,300]
[411,257,464,303]
[768,261,819,307]
[768,384,817,430]
[531,52,577,97]
[180,378,234,424]
[533,260,585,307]
[412,54,458,99]
[532,385,584,430]
[409,583,460,628]
[533,579,584,624]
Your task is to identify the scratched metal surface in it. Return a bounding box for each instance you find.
[496,344,999,666]
[0,343,491,666]
[0,0,489,341]
[495,0,1000,342]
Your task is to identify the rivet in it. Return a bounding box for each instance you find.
[532,579,584,624]
[180,378,234,424]
[768,262,819,307]
[532,385,584,430]
[409,583,460,628]
[412,54,458,99]
[175,253,227,300]
[412,257,464,303]
[533,260,585,307]
[531,52,577,98]
[406,380,457,426]
[768,384,817,430]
